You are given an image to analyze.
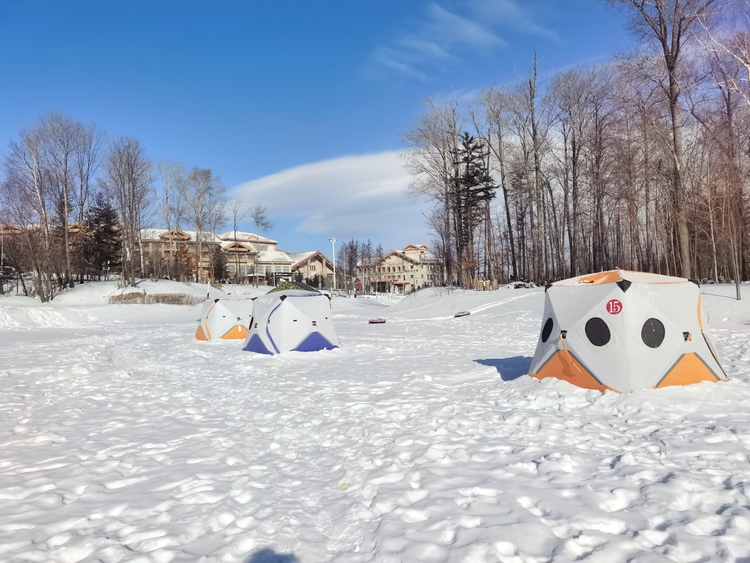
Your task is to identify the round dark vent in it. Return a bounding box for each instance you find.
[641,318,665,348]
[585,317,611,347]
[541,318,554,343]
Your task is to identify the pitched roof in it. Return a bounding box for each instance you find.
[141,228,220,243]
[288,251,332,268]
[218,231,278,245]
[257,249,293,264]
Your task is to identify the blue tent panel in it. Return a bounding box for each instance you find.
[294,332,338,352]
[243,333,273,354]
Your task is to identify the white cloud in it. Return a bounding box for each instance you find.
[468,0,559,41]
[367,0,558,80]
[230,152,434,251]
[426,4,504,48]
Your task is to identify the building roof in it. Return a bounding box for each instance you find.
[257,249,293,264]
[220,240,258,253]
[378,249,420,265]
[218,231,278,245]
[288,251,332,269]
[141,228,221,243]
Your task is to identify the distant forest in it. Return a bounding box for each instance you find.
[401,0,749,295]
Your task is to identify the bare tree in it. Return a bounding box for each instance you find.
[153,160,186,279]
[99,137,152,287]
[71,123,105,282]
[402,98,463,284]
[476,86,519,281]
[73,123,105,224]
[2,126,60,301]
[228,199,249,283]
[251,204,272,233]
[606,0,724,278]
[181,168,225,282]
[40,114,81,288]
[250,205,272,286]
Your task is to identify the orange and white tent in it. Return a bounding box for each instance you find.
[195,297,254,341]
[529,269,727,393]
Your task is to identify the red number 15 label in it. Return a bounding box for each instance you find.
[606,299,623,314]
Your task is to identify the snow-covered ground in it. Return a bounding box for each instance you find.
[1,281,750,562]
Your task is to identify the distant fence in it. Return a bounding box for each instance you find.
[110,293,204,305]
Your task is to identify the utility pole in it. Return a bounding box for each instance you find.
[329,237,337,291]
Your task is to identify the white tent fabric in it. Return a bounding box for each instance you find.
[529,270,727,393]
[195,297,254,341]
[242,290,339,354]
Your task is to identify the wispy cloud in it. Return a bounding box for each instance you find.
[231,152,432,250]
[367,0,558,81]
[468,0,559,41]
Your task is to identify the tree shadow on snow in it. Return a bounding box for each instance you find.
[474,356,532,381]
[245,548,299,563]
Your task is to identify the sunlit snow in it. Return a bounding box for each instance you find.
[1,281,749,562]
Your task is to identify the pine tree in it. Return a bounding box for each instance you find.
[452,132,497,286]
[85,193,121,280]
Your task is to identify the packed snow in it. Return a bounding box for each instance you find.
[1,280,750,562]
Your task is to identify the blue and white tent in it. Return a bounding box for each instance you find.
[242,289,339,354]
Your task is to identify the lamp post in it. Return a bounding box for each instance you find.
[329,237,337,291]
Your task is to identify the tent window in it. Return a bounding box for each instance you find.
[641,318,665,348]
[541,318,554,343]
[585,317,610,347]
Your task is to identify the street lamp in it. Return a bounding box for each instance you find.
[329,237,337,291]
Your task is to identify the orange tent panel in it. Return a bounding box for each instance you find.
[221,325,249,340]
[530,350,613,392]
[195,326,209,341]
[656,353,722,388]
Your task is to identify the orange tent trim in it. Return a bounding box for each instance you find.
[577,271,624,285]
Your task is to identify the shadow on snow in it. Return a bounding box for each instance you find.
[246,548,299,563]
[474,356,532,381]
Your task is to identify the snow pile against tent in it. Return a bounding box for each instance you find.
[530,269,727,392]
[195,297,254,340]
[243,289,339,354]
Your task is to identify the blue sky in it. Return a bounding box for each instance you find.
[0,0,635,255]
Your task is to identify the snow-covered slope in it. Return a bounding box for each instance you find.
[0,282,749,562]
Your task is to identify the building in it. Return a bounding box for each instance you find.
[140,228,221,281]
[289,251,334,289]
[218,231,293,283]
[140,229,297,283]
[140,229,444,290]
[358,244,441,293]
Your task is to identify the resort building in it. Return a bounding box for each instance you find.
[140,228,221,281]
[358,244,441,293]
[288,251,334,289]
[218,231,293,283]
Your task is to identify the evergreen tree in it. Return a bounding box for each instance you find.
[209,245,227,282]
[85,193,121,280]
[452,132,497,286]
